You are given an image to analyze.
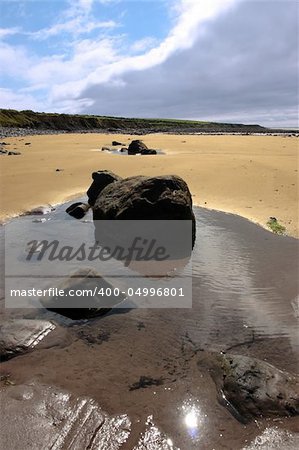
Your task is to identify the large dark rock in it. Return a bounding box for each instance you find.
[127,140,148,155]
[92,174,196,247]
[199,352,299,422]
[93,175,194,221]
[87,170,122,206]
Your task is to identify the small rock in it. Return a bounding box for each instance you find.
[112,140,123,146]
[66,202,90,219]
[8,151,21,156]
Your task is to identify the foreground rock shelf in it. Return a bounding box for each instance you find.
[0,381,173,449]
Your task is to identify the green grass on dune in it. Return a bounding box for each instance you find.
[0,108,266,132]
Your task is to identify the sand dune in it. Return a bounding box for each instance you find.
[0,133,298,237]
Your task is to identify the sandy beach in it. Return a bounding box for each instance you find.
[1,133,298,237]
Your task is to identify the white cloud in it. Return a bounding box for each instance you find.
[1,0,244,115]
[0,27,21,39]
[29,18,117,40]
[50,0,240,105]
[0,88,43,111]
[131,37,158,53]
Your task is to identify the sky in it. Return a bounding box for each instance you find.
[0,0,298,127]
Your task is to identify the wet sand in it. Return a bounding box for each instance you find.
[0,133,298,237]
[1,204,298,448]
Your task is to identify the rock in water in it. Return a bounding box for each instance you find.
[93,175,194,220]
[92,174,196,247]
[66,202,90,219]
[87,170,122,206]
[198,352,299,422]
[127,140,148,155]
[42,268,126,319]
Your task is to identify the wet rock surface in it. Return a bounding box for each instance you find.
[242,427,299,449]
[133,416,175,449]
[0,382,131,450]
[0,319,55,361]
[199,352,299,422]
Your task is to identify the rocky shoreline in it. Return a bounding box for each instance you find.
[1,126,298,139]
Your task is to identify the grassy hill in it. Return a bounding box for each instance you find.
[0,108,271,134]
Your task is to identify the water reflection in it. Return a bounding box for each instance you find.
[181,398,205,441]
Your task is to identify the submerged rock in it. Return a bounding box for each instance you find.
[198,352,299,422]
[0,319,55,361]
[86,170,122,206]
[42,268,126,320]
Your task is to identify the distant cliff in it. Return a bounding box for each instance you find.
[0,108,283,135]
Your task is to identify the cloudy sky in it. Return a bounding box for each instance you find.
[0,0,298,127]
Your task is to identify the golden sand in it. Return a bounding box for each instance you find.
[1,133,298,237]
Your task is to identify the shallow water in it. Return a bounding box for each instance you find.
[1,200,298,449]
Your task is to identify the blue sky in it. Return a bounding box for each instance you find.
[0,0,298,127]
